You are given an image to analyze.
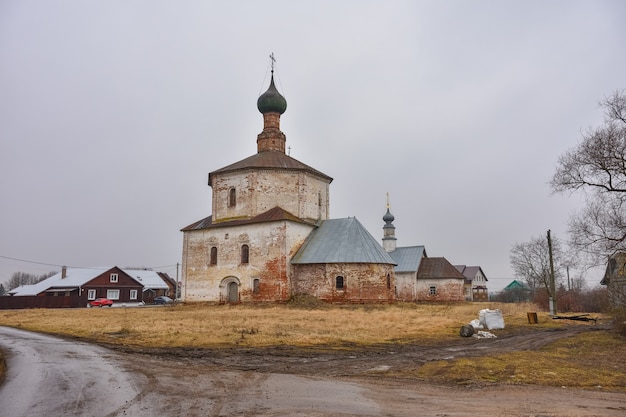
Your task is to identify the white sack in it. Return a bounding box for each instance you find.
[470,319,484,329]
[478,309,505,330]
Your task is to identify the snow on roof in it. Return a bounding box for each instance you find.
[125,269,170,291]
[9,267,109,296]
[9,267,169,296]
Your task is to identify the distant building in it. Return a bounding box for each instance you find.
[500,279,533,302]
[3,266,174,309]
[382,207,466,302]
[454,265,489,301]
[388,245,427,302]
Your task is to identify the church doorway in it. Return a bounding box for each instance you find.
[227,281,239,303]
[220,276,240,303]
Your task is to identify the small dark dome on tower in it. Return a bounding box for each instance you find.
[383,208,395,224]
[257,75,287,115]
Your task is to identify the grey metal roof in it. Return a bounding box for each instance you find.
[291,217,396,265]
[388,246,426,272]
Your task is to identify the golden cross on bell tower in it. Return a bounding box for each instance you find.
[386,192,390,209]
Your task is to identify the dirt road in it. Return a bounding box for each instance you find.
[115,324,626,416]
[1,325,625,416]
[0,327,139,417]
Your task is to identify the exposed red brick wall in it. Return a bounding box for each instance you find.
[292,263,396,302]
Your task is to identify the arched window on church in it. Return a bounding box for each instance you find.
[335,276,344,289]
[386,273,391,289]
[241,244,249,264]
[253,278,260,294]
[228,188,236,207]
[210,247,217,265]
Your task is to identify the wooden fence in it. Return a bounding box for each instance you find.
[0,296,85,309]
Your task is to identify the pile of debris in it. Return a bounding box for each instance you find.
[460,309,505,338]
[552,313,597,323]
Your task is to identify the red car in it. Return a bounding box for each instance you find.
[88,298,113,308]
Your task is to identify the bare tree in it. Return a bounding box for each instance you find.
[5,271,56,291]
[551,90,626,265]
[510,234,565,298]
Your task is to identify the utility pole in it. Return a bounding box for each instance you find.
[176,262,179,300]
[547,230,557,316]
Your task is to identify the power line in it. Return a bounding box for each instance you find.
[144,264,178,270]
[0,255,178,272]
[0,255,63,268]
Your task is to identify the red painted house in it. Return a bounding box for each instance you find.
[3,266,174,309]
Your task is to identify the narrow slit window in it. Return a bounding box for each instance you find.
[241,244,249,264]
[228,188,236,207]
[210,247,217,265]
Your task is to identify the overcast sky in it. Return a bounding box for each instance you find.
[1,1,624,290]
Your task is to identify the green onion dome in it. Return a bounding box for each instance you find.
[257,74,287,114]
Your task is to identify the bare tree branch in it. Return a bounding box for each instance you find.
[510,234,565,297]
[551,90,626,273]
[4,271,56,291]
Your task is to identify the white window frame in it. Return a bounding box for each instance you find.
[129,289,137,300]
[107,289,120,300]
[429,285,437,295]
[110,273,118,283]
[87,289,96,300]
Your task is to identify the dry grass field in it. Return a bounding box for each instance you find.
[1,301,625,391]
[0,301,541,348]
[414,329,626,390]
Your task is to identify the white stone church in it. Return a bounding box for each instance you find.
[180,69,485,303]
